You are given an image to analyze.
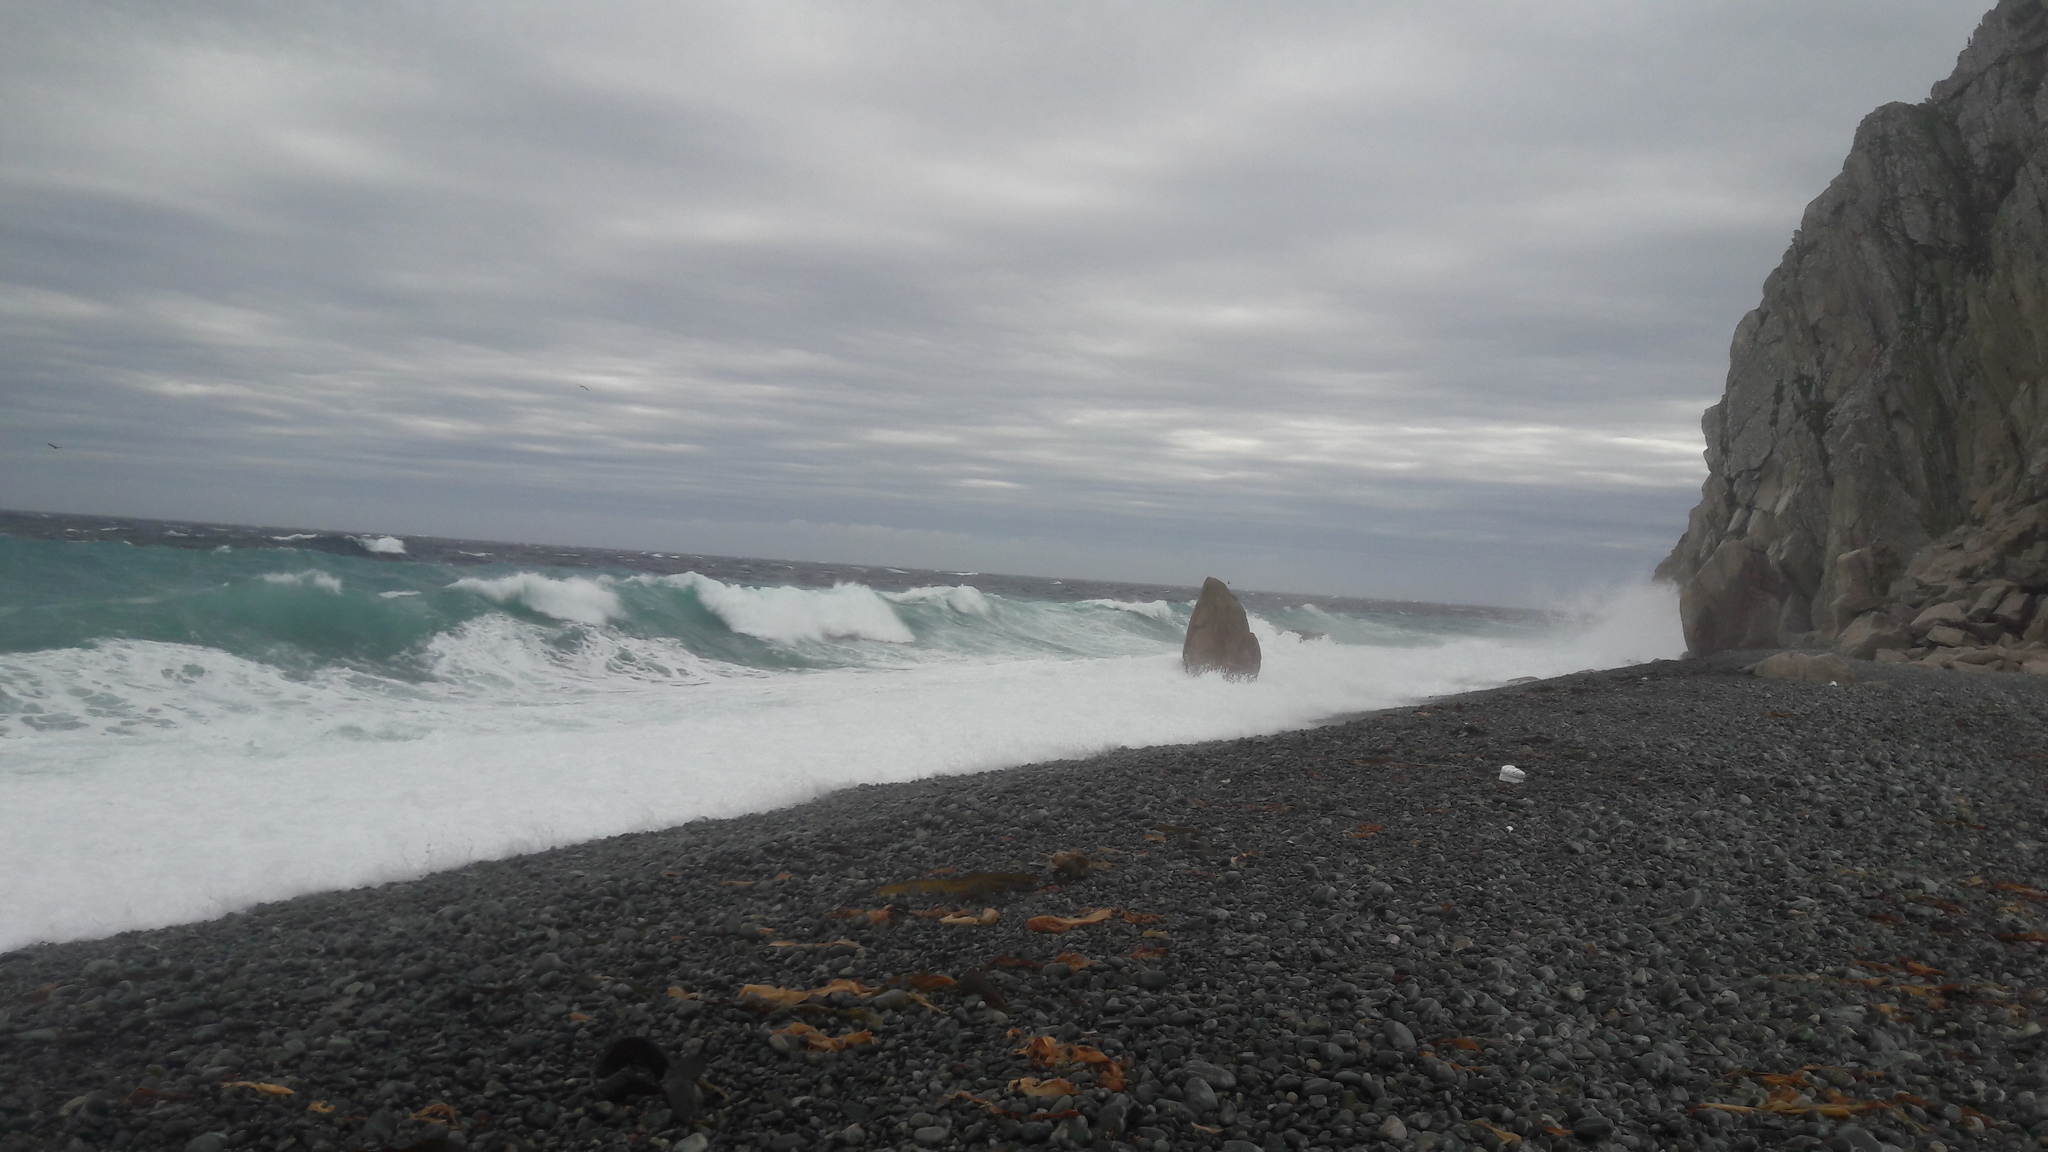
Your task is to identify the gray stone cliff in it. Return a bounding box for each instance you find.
[1659,0,2048,663]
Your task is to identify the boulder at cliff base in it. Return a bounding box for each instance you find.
[1750,652,1860,685]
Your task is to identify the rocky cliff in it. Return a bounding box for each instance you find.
[1659,0,2048,665]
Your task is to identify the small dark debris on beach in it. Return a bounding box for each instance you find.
[3,654,2047,1152]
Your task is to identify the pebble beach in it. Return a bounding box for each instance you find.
[4,655,2046,1152]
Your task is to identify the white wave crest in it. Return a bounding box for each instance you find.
[259,570,342,594]
[656,573,915,644]
[1081,598,1179,621]
[885,585,992,615]
[353,535,407,555]
[450,573,622,625]
[420,613,719,692]
[0,577,1692,953]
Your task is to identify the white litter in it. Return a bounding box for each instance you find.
[1498,765,1527,784]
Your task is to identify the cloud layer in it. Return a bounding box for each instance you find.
[0,1,1988,603]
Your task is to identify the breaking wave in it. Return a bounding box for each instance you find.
[451,573,625,626]
[648,572,917,644]
[0,533,1682,952]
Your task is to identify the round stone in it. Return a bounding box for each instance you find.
[1572,1113,1615,1140]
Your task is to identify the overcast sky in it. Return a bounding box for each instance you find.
[0,1,1988,605]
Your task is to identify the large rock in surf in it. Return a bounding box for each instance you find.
[1183,577,1261,681]
[1658,0,2048,662]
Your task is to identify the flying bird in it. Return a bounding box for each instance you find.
[46,442,60,449]
[578,384,591,391]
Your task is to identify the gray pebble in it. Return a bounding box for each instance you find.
[1573,1113,1615,1140]
[1098,1095,1129,1135]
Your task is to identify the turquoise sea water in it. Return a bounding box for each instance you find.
[0,511,1682,951]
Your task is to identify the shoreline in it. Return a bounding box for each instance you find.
[4,657,2046,1152]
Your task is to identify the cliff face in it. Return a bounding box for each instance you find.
[1659,0,2048,657]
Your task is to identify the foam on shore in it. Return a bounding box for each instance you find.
[0,530,1683,952]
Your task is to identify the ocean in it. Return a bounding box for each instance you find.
[0,509,1684,953]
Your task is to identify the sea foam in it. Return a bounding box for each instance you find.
[884,584,993,615]
[0,546,1682,952]
[652,572,917,644]
[259,570,343,594]
[1081,597,1178,621]
[450,573,623,625]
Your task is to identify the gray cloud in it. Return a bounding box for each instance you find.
[0,0,1988,604]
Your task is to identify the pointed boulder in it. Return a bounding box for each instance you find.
[1182,577,1261,681]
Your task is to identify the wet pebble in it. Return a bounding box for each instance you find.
[1572,1112,1615,1139]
